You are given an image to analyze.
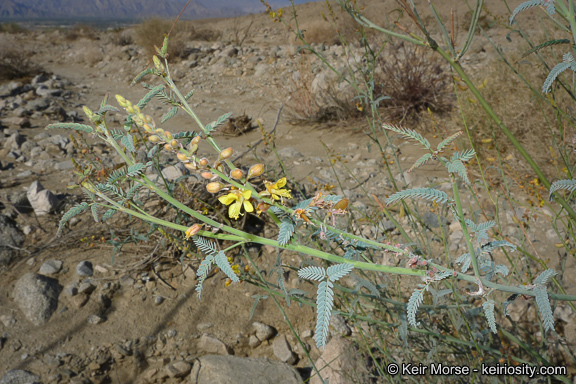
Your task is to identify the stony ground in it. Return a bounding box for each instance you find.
[1,1,576,383]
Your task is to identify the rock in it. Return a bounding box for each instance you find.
[449,230,464,243]
[39,259,63,275]
[76,260,94,277]
[165,361,192,378]
[13,273,62,325]
[87,314,105,324]
[78,282,96,294]
[378,220,396,233]
[54,160,74,170]
[189,355,302,384]
[35,85,62,97]
[277,147,303,159]
[198,334,232,355]
[248,335,261,348]
[2,117,30,128]
[310,336,370,384]
[272,335,296,365]
[5,133,25,150]
[554,305,575,323]
[0,315,16,327]
[253,321,276,341]
[154,296,164,305]
[330,314,352,337]
[161,163,187,181]
[32,74,49,84]
[220,46,239,57]
[422,211,448,228]
[0,370,41,384]
[26,181,59,216]
[0,215,25,265]
[26,97,50,111]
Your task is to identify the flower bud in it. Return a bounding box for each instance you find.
[177,152,189,162]
[153,55,165,72]
[82,106,94,119]
[155,128,164,135]
[165,131,173,141]
[230,168,244,180]
[213,161,224,173]
[188,143,198,154]
[115,94,127,107]
[143,124,154,133]
[144,115,153,124]
[170,139,179,149]
[247,163,265,179]
[206,182,225,194]
[256,202,271,214]
[164,144,172,151]
[333,198,349,211]
[184,224,203,239]
[133,105,141,115]
[184,162,198,171]
[218,147,233,160]
[191,136,201,145]
[199,158,209,168]
[201,172,215,180]
[148,135,161,143]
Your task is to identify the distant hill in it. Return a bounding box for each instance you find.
[0,0,312,20]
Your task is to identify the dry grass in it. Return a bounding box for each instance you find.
[109,28,134,46]
[135,19,221,61]
[0,23,27,34]
[65,23,99,41]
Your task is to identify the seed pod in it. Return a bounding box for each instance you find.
[199,158,209,168]
[148,135,161,143]
[82,106,94,119]
[170,139,179,149]
[333,198,349,211]
[206,182,225,193]
[247,164,264,179]
[126,101,134,114]
[153,55,165,72]
[115,94,127,107]
[201,171,215,180]
[184,162,198,171]
[165,131,173,141]
[230,168,244,180]
[218,147,233,160]
[184,224,203,239]
[177,152,188,162]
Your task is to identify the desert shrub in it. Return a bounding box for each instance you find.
[110,28,134,46]
[65,23,99,41]
[0,23,27,34]
[373,42,452,122]
[0,46,42,80]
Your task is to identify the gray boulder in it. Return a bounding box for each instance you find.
[189,355,302,384]
[26,181,59,216]
[0,370,40,384]
[13,273,62,325]
[0,215,25,265]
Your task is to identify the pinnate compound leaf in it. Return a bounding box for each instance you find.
[195,254,215,299]
[480,240,517,254]
[482,300,497,334]
[450,149,475,163]
[278,219,295,246]
[510,0,552,25]
[194,236,219,257]
[383,124,431,149]
[534,286,555,332]
[91,204,99,223]
[205,112,233,134]
[408,153,433,173]
[132,68,155,85]
[447,160,470,184]
[436,131,463,152]
[314,280,334,349]
[101,209,117,223]
[455,253,472,273]
[522,39,571,58]
[126,162,150,179]
[46,123,93,133]
[549,179,576,199]
[137,85,164,109]
[543,53,575,93]
[97,105,119,115]
[161,106,179,123]
[58,202,89,235]
[534,269,557,285]
[214,251,239,283]
[121,134,136,153]
[148,145,160,159]
[326,263,354,281]
[386,188,450,205]
[407,287,425,327]
[298,266,326,281]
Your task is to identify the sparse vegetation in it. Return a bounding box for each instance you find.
[0,46,42,80]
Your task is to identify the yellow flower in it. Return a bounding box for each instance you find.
[184,224,203,240]
[261,177,292,201]
[218,189,253,219]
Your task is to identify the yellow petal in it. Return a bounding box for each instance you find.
[229,201,242,219]
[241,189,252,200]
[276,177,287,188]
[219,193,237,205]
[244,200,254,213]
[276,189,292,198]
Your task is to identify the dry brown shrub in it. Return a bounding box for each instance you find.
[374,42,452,123]
[0,46,42,80]
[82,47,104,67]
[65,23,99,41]
[110,28,134,46]
[0,23,27,34]
[135,19,221,61]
